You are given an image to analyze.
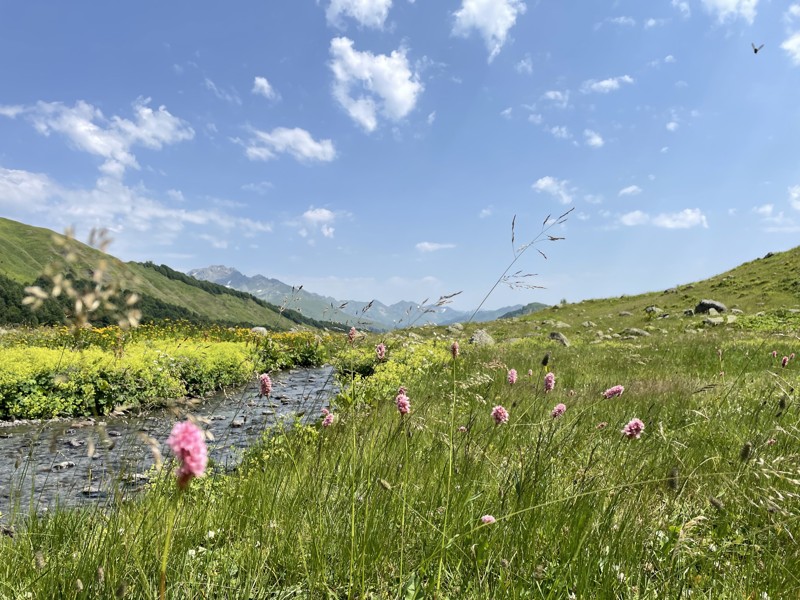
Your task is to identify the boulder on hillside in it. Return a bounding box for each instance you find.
[695,299,727,314]
[645,306,663,315]
[619,311,633,317]
[549,331,570,347]
[469,329,495,346]
[251,326,268,335]
[621,328,650,337]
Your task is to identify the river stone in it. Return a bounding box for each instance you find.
[695,299,727,314]
[231,418,245,428]
[52,461,75,472]
[67,438,85,448]
[81,485,105,498]
[469,329,495,346]
[549,332,570,347]
[621,328,650,337]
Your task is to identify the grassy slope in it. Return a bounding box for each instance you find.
[0,217,296,329]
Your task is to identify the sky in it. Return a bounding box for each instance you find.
[1,1,800,312]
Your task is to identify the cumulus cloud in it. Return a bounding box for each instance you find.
[584,129,604,148]
[540,90,569,109]
[15,99,194,178]
[666,121,679,131]
[204,78,241,105]
[701,0,758,24]
[782,32,800,66]
[479,206,493,218]
[644,17,668,28]
[618,185,642,197]
[0,105,24,118]
[303,207,336,225]
[416,241,456,252]
[549,125,571,139]
[452,0,527,62]
[515,54,533,74]
[789,185,800,209]
[672,0,691,18]
[753,203,774,216]
[620,208,708,228]
[532,176,573,204]
[0,166,56,209]
[326,0,392,29]
[329,37,423,132]
[241,181,274,195]
[252,76,279,100]
[580,75,634,94]
[240,127,336,163]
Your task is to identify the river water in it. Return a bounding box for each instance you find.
[0,365,336,515]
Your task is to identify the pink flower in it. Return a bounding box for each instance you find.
[621,418,645,439]
[451,341,459,359]
[321,408,334,427]
[491,405,509,425]
[396,393,411,415]
[596,422,608,430]
[602,385,625,399]
[772,350,778,358]
[527,369,533,377]
[458,426,468,433]
[348,327,357,344]
[544,372,555,392]
[507,369,518,385]
[791,353,796,360]
[376,343,386,360]
[167,420,208,489]
[481,514,496,525]
[766,438,777,446]
[551,403,566,419]
[397,386,407,396]
[258,373,272,397]
[782,356,789,368]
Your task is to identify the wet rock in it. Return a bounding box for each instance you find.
[231,418,245,428]
[52,461,75,472]
[81,485,105,498]
[67,438,85,448]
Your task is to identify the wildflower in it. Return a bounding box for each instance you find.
[596,421,608,430]
[458,426,468,433]
[544,372,555,392]
[167,420,208,489]
[348,326,357,344]
[528,369,533,377]
[481,515,496,525]
[781,356,789,368]
[507,369,518,385]
[603,385,624,399]
[791,353,796,360]
[766,438,777,446]
[321,408,334,427]
[451,341,459,359]
[551,403,566,419]
[771,350,777,358]
[396,393,411,416]
[376,343,386,360]
[621,418,645,439]
[258,373,272,397]
[491,405,509,425]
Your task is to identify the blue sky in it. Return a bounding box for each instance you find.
[1,1,800,311]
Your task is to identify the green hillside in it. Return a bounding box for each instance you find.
[0,217,315,329]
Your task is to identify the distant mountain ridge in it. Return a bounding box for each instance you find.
[187,265,538,330]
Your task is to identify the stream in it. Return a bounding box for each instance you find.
[0,365,337,516]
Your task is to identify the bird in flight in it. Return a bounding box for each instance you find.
[752,43,765,54]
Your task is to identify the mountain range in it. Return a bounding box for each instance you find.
[187,265,545,330]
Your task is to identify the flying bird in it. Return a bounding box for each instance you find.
[752,43,764,54]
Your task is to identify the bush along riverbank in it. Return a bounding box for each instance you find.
[0,323,329,419]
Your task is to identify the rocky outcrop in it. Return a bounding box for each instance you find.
[695,299,727,314]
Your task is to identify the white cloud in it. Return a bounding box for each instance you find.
[0,105,24,118]
[584,194,603,204]
[701,0,758,24]
[0,166,56,209]
[326,0,392,29]
[204,78,241,105]
[303,207,336,225]
[515,54,533,74]
[166,189,185,203]
[664,55,676,63]
[427,110,437,125]
[479,206,493,218]
[620,210,649,226]
[672,0,691,18]
[252,76,279,101]
[198,233,228,249]
[652,208,708,228]
[500,107,513,118]
[21,99,194,177]
[533,176,573,204]
[608,16,636,26]
[321,224,335,238]
[618,185,642,197]
[584,129,604,148]
[416,241,456,252]
[541,90,569,108]
[644,17,668,28]
[329,37,423,132]
[580,75,634,94]
[666,121,679,131]
[549,125,571,139]
[241,127,336,163]
[661,146,669,153]
[789,185,800,210]
[452,0,527,62]
[787,4,800,21]
[527,112,542,124]
[753,203,774,216]
[782,32,800,66]
[241,181,274,195]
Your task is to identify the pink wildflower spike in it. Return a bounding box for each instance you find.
[544,372,555,392]
[451,341,459,359]
[771,350,778,358]
[348,327,357,344]
[782,356,789,368]
[491,405,509,425]
[376,343,386,360]
[321,408,335,427]
[766,438,777,446]
[458,426,468,433]
[507,369,518,385]
[596,422,608,430]
[167,420,208,489]
[791,353,796,360]
[602,385,625,399]
[528,369,533,377]
[481,515,496,525]
[396,393,411,416]
[551,403,566,419]
[622,418,645,439]
[258,373,272,397]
